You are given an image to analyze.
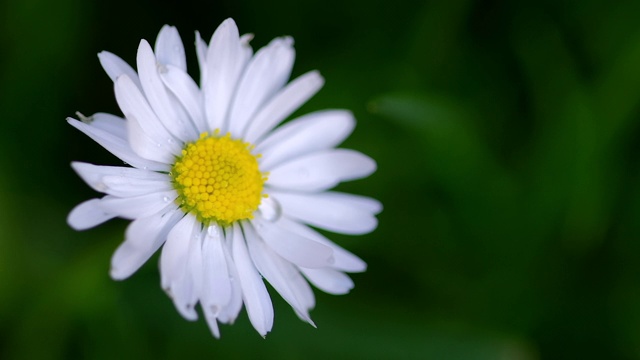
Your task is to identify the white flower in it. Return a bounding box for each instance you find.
[67,18,380,338]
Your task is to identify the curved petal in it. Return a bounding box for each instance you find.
[243,70,324,144]
[203,18,247,132]
[195,31,208,86]
[321,191,383,214]
[67,118,169,172]
[266,149,376,192]
[88,113,128,139]
[217,240,243,324]
[71,162,170,197]
[155,25,186,71]
[251,216,333,268]
[277,217,367,273]
[201,224,232,319]
[114,75,181,162]
[204,314,221,339]
[136,40,196,142]
[110,207,182,280]
[228,37,295,136]
[160,64,208,133]
[98,51,141,89]
[67,198,116,231]
[98,190,177,220]
[160,213,201,320]
[232,222,273,336]
[256,110,355,169]
[271,190,380,235]
[244,222,315,325]
[300,268,354,295]
[239,33,255,65]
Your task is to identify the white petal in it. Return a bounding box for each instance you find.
[155,25,187,71]
[289,265,316,314]
[126,112,175,163]
[232,222,273,336]
[244,222,315,325]
[161,214,195,287]
[251,216,333,268]
[71,162,170,197]
[110,207,182,280]
[203,18,247,132]
[322,191,383,214]
[89,113,128,139]
[300,268,354,295]
[244,70,324,144]
[271,190,380,235]
[114,75,181,162]
[228,37,295,136]
[277,217,367,273]
[217,247,243,324]
[67,118,169,172]
[160,64,208,133]
[239,33,255,65]
[102,175,172,197]
[195,31,208,86]
[204,315,221,339]
[256,110,355,169]
[160,213,201,320]
[136,40,196,142]
[98,191,176,219]
[67,198,116,230]
[201,224,232,319]
[98,51,141,89]
[266,149,376,192]
[207,226,243,325]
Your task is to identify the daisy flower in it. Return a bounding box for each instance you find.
[67,18,380,338]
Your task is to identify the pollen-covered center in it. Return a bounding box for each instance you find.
[172,131,266,225]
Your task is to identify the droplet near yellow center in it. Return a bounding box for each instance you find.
[172,131,266,225]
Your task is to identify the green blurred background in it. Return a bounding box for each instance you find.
[2,0,640,358]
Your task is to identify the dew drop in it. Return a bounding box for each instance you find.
[259,197,282,222]
[207,224,221,238]
[157,63,168,74]
[95,182,108,192]
[163,196,171,203]
[167,138,174,144]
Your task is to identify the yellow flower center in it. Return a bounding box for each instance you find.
[171,131,266,225]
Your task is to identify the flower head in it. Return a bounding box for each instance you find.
[67,18,381,337]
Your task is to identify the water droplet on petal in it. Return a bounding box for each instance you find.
[259,196,282,222]
[157,63,168,74]
[163,196,171,203]
[207,224,221,238]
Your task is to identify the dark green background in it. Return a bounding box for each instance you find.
[2,0,640,358]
